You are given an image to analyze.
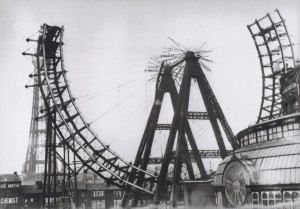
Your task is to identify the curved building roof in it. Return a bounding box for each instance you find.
[214,134,300,187]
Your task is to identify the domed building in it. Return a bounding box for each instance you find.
[213,65,300,207]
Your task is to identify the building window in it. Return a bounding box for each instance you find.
[92,191,104,198]
[283,191,300,203]
[262,192,268,206]
[282,124,294,138]
[91,200,105,209]
[277,126,283,138]
[250,132,257,144]
[244,135,249,146]
[268,192,275,206]
[284,191,292,203]
[292,192,299,202]
[275,191,282,204]
[244,135,248,146]
[260,192,282,206]
[114,191,122,198]
[249,133,255,144]
[252,192,259,205]
[269,128,273,140]
[263,130,268,141]
[114,200,122,207]
[216,192,223,207]
[239,121,300,148]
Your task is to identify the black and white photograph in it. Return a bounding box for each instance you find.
[0,0,299,208]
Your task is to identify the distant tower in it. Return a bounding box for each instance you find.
[22,57,46,181]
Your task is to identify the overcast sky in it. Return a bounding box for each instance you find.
[0,0,299,174]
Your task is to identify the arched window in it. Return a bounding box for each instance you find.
[292,192,299,202]
[284,191,292,203]
[262,192,268,206]
[275,192,282,204]
[290,98,296,113]
[252,192,259,205]
[268,192,275,205]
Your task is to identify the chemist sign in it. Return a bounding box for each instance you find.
[0,197,18,204]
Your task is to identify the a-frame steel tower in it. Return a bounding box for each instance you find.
[123,51,239,207]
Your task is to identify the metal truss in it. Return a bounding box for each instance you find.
[156,112,209,130]
[122,51,239,207]
[248,10,295,123]
[23,24,158,208]
[148,149,233,164]
[122,61,210,207]
[156,124,172,130]
[23,24,238,208]
[187,111,209,119]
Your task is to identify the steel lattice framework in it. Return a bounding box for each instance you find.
[23,24,239,208]
[22,58,47,181]
[248,9,295,123]
[122,51,239,207]
[23,24,158,208]
[148,150,233,164]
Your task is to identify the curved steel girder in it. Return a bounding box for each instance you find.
[248,10,295,123]
[35,24,157,194]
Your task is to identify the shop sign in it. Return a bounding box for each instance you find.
[0,183,20,189]
[0,197,18,204]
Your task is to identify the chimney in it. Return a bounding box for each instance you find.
[36,181,43,189]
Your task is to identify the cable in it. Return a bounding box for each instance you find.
[88,78,154,124]
[74,74,147,101]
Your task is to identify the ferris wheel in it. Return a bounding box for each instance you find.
[22,23,238,208]
[248,9,295,123]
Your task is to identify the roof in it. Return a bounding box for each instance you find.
[76,181,122,191]
[235,134,300,156]
[255,112,300,127]
[214,136,300,187]
[22,185,43,194]
[237,112,300,138]
[87,183,121,191]
[0,173,20,182]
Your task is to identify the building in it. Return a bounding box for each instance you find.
[0,173,21,209]
[0,172,125,209]
[76,182,124,209]
[21,182,43,209]
[182,181,215,208]
[213,65,300,207]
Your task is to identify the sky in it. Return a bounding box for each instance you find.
[0,0,299,175]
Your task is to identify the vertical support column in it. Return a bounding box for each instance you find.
[53,112,57,207]
[196,77,228,158]
[154,54,211,206]
[62,131,67,208]
[170,60,192,206]
[43,115,50,208]
[169,82,207,179]
[122,83,165,208]
[73,138,78,208]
